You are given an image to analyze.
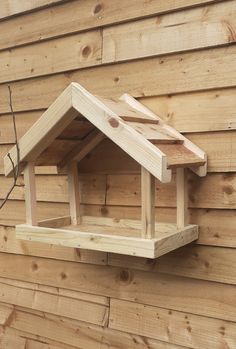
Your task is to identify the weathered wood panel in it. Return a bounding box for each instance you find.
[0,172,236,209]
[0,0,66,20]
[0,278,109,325]
[103,1,236,63]
[0,253,235,320]
[109,244,236,284]
[0,304,186,349]
[141,87,236,133]
[76,132,236,173]
[0,30,102,83]
[0,0,221,50]
[0,45,236,113]
[109,299,236,349]
[0,0,235,347]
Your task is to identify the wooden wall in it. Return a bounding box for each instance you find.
[0,0,236,347]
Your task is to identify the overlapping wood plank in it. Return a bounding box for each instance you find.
[0,0,221,50]
[0,30,102,83]
[0,45,235,113]
[103,1,236,63]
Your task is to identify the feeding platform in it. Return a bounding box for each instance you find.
[4,83,207,258]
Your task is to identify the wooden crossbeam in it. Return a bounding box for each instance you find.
[141,167,155,239]
[58,129,105,169]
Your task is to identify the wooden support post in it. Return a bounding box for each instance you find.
[68,162,81,225]
[24,162,37,226]
[176,168,189,229]
[141,167,155,239]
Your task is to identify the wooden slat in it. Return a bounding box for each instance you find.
[176,168,188,228]
[0,0,66,20]
[141,167,155,238]
[75,131,236,174]
[0,0,221,50]
[109,244,236,284]
[68,162,81,225]
[1,201,236,249]
[109,299,236,349]
[1,88,236,144]
[24,162,37,225]
[103,1,236,63]
[4,84,78,176]
[141,87,236,133]
[157,143,205,168]
[0,30,101,84]
[58,130,104,169]
[1,172,236,209]
[0,223,106,264]
[0,278,109,326]
[0,304,186,349]
[0,250,235,311]
[0,45,235,113]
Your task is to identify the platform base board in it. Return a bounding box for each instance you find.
[16,222,198,259]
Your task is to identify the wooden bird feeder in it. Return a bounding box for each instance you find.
[4,83,207,258]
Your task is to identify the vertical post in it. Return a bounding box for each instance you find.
[24,162,37,226]
[68,161,81,225]
[176,168,189,229]
[141,167,155,239]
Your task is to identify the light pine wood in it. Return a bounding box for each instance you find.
[2,172,236,209]
[0,304,187,349]
[103,1,236,63]
[16,221,198,258]
[0,30,102,84]
[4,84,77,176]
[0,0,65,20]
[121,93,207,176]
[38,216,71,228]
[109,244,236,284]
[0,0,220,50]
[0,1,235,348]
[0,45,236,114]
[0,246,234,304]
[141,87,236,133]
[24,162,37,226]
[176,168,189,229]
[0,278,108,326]
[109,299,236,349]
[67,162,81,225]
[59,129,105,169]
[141,167,155,238]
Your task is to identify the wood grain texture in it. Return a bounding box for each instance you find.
[0,0,66,20]
[109,244,236,284]
[0,278,109,325]
[0,225,106,264]
[0,45,235,113]
[103,1,236,63]
[2,87,236,136]
[0,0,221,50]
[1,172,236,209]
[0,304,186,349]
[0,252,235,313]
[76,131,236,173]
[0,0,235,347]
[109,299,236,349]
[0,30,101,83]
[141,87,236,133]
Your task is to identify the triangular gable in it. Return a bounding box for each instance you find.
[4,82,206,183]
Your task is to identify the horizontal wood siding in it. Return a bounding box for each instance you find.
[0,0,235,348]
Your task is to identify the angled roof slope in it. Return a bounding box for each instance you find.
[4,82,206,182]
